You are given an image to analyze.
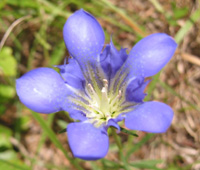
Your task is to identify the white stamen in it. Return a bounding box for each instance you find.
[103,79,108,87]
[110,90,122,106]
[118,90,122,98]
[88,83,95,93]
[87,83,100,104]
[103,79,108,93]
[101,87,108,99]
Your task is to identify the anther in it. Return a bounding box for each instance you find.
[103,79,108,89]
[88,83,95,93]
[103,79,108,87]
[118,90,122,98]
[102,79,108,93]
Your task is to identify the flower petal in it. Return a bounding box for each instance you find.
[16,68,68,114]
[126,33,177,77]
[61,97,87,121]
[63,9,105,65]
[100,40,128,79]
[106,119,120,131]
[67,122,109,160]
[68,110,87,121]
[126,77,150,103]
[56,58,85,90]
[125,101,173,133]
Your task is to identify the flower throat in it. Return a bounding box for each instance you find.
[68,63,135,127]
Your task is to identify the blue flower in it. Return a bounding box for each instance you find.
[16,9,177,160]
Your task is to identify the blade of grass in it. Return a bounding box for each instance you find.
[0,159,30,170]
[49,42,66,66]
[145,72,161,101]
[158,80,200,112]
[6,0,39,8]
[129,159,163,170]
[31,112,84,170]
[174,8,200,44]
[111,127,129,170]
[98,0,147,37]
[28,0,71,69]
[38,0,70,18]
[101,16,133,33]
[149,0,165,14]
[120,127,138,137]
[125,72,160,161]
[126,133,155,161]
[0,15,31,51]
[82,1,136,34]
[0,19,22,50]
[36,113,55,154]
[101,159,124,169]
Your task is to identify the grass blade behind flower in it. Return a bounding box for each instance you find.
[31,112,84,170]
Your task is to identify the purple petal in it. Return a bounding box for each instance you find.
[68,110,87,121]
[67,122,109,160]
[106,119,120,131]
[56,58,85,90]
[16,68,68,114]
[126,77,150,103]
[61,98,87,121]
[126,33,177,77]
[100,40,128,79]
[63,9,105,65]
[125,101,173,133]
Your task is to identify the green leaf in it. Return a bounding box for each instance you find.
[58,128,66,134]
[167,18,178,26]
[0,160,30,170]
[18,115,31,131]
[0,0,6,10]
[0,150,17,160]
[57,119,68,128]
[119,127,138,137]
[0,85,15,99]
[0,125,12,148]
[174,7,188,19]
[0,47,17,77]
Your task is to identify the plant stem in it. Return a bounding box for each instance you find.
[111,127,129,170]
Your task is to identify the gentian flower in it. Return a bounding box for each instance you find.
[16,9,177,160]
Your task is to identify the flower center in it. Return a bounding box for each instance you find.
[68,64,135,127]
[86,79,122,122]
